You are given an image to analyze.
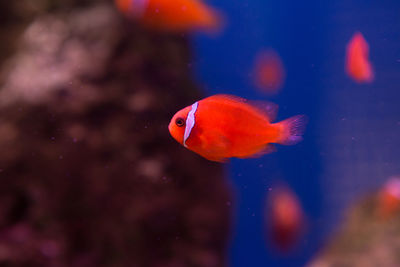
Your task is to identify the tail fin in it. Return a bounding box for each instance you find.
[276,115,308,145]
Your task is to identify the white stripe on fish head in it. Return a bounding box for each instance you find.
[183,102,199,147]
[129,0,148,17]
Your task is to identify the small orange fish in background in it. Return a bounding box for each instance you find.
[345,32,374,83]
[115,0,222,33]
[266,186,305,251]
[168,94,307,162]
[253,49,285,94]
[377,177,400,219]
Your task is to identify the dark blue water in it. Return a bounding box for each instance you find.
[192,0,400,266]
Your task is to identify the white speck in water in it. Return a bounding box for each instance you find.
[226,201,231,206]
[59,155,63,159]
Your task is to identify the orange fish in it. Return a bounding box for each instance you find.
[253,50,285,94]
[115,0,222,32]
[377,177,400,219]
[168,94,307,162]
[345,32,374,83]
[267,186,304,251]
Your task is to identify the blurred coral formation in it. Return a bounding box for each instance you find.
[0,1,231,266]
[308,181,400,267]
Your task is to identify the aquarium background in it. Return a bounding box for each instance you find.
[193,0,400,266]
[0,0,399,266]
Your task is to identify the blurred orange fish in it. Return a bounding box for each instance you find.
[266,186,304,251]
[377,177,400,219]
[115,0,222,32]
[168,94,307,162]
[345,32,374,83]
[253,50,285,94]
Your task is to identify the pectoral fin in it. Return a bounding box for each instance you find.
[197,131,231,163]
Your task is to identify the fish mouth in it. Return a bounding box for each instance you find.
[167,120,172,132]
[167,120,175,137]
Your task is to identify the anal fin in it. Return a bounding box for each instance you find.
[237,144,276,159]
[203,156,228,163]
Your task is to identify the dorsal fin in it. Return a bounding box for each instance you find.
[207,94,278,122]
[247,100,278,122]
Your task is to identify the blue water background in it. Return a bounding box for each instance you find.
[192,0,400,266]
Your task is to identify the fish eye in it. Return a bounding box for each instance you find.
[175,117,185,127]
